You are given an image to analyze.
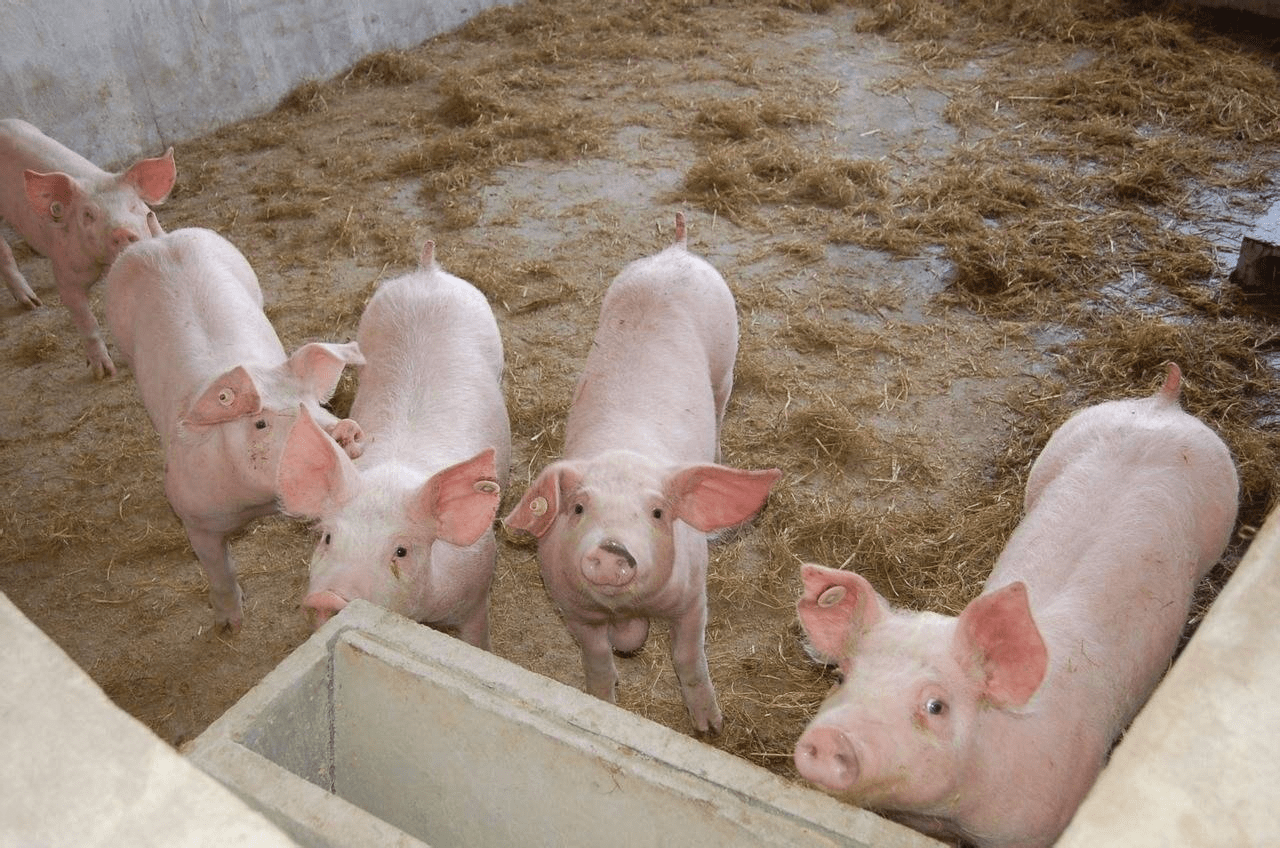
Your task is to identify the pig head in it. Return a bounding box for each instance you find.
[505,449,780,733]
[793,564,1051,843]
[278,404,502,645]
[1,118,176,377]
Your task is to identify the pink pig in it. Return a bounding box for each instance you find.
[504,213,781,734]
[104,227,365,631]
[1,118,176,377]
[792,363,1238,848]
[276,241,510,648]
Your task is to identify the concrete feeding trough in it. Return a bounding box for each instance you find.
[185,601,938,848]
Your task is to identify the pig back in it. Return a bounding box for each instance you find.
[350,268,510,481]
[986,394,1238,743]
[565,248,737,463]
[105,228,283,440]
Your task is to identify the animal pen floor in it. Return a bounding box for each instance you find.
[2,0,1278,816]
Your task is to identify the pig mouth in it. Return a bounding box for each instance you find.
[580,539,638,591]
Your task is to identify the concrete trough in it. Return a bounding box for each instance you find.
[185,601,938,848]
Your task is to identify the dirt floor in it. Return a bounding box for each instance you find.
[3,0,1279,829]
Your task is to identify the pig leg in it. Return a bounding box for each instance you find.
[565,618,619,702]
[453,592,492,652]
[669,603,723,735]
[0,237,40,308]
[711,365,733,462]
[184,525,245,632]
[51,264,113,377]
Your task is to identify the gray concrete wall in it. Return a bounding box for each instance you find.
[0,592,300,847]
[0,0,515,170]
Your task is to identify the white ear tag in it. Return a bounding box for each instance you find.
[528,496,548,516]
[817,586,846,608]
[218,388,235,406]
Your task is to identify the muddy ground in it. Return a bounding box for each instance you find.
[2,0,1278,825]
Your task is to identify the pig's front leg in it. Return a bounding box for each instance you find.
[669,603,723,735]
[184,524,245,632]
[565,618,618,702]
[0,238,40,308]
[53,265,114,378]
[453,592,492,652]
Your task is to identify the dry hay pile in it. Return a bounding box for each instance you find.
[2,0,1278,795]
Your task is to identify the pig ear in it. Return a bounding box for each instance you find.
[185,366,263,426]
[502,463,575,539]
[666,464,782,533]
[277,404,359,517]
[797,563,884,663]
[955,582,1048,708]
[120,147,177,205]
[409,448,502,546]
[287,342,365,403]
[24,170,79,223]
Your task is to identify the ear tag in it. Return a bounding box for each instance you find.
[474,481,500,495]
[817,586,846,608]
[218,388,235,407]
[49,201,64,221]
[529,496,548,516]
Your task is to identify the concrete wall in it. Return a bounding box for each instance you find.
[0,592,300,847]
[0,0,515,170]
[1057,502,1280,846]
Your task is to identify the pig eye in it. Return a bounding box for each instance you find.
[652,508,663,520]
[323,533,331,545]
[573,503,584,515]
[925,698,948,716]
[394,546,408,558]
[254,419,268,430]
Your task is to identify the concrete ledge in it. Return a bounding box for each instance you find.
[1058,504,1280,846]
[186,600,940,848]
[0,592,298,848]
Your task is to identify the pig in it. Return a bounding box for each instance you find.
[792,362,1239,848]
[276,240,510,648]
[103,227,365,631]
[1,118,177,377]
[504,213,781,734]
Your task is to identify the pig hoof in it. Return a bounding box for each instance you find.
[694,717,724,739]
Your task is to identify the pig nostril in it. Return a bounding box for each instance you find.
[599,539,636,568]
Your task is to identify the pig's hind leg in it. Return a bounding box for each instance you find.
[184,525,245,632]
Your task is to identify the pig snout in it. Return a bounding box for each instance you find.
[581,539,637,588]
[303,589,349,628]
[108,226,141,260]
[795,724,861,792]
